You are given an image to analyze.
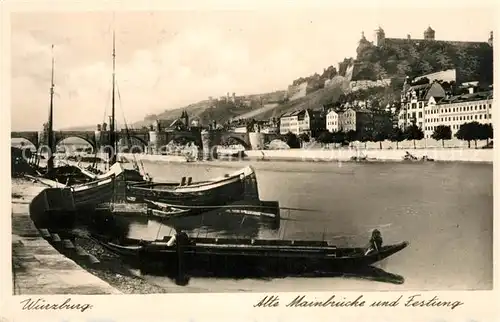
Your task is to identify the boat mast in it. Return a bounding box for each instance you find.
[109,29,116,165]
[47,44,55,173]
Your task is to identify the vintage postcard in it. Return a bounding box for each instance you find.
[1,0,498,321]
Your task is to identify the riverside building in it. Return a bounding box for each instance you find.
[423,90,493,138]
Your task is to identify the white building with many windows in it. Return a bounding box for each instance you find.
[423,91,493,138]
[279,110,300,134]
[326,110,340,132]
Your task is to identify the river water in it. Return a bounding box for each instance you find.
[116,159,493,292]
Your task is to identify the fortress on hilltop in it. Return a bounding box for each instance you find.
[343,26,494,83]
[372,25,493,47]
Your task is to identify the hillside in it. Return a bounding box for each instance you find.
[257,84,346,120]
[352,38,493,84]
[131,90,287,128]
[64,35,493,131]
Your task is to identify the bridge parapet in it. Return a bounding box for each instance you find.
[11,128,276,154]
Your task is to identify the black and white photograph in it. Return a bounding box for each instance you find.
[7,2,494,302]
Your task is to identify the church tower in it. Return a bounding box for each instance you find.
[374,26,385,46]
[424,26,435,40]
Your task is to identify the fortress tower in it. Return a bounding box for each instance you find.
[374,26,385,46]
[424,26,435,40]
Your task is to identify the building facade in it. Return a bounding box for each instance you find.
[279,109,326,136]
[423,91,493,138]
[326,110,340,132]
[335,108,392,135]
[279,111,300,135]
[398,80,446,129]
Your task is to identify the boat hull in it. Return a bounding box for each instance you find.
[127,166,260,209]
[71,176,116,208]
[92,235,408,274]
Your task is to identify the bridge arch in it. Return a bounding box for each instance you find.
[55,136,96,153]
[169,133,198,146]
[119,136,149,154]
[128,135,148,147]
[11,132,39,148]
[11,138,38,150]
[221,135,251,149]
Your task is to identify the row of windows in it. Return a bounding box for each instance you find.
[404,112,422,119]
[424,122,491,132]
[409,102,424,109]
[404,110,493,121]
[427,113,492,123]
[405,101,492,111]
[427,103,491,114]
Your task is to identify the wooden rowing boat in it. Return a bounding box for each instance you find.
[127,166,260,209]
[70,175,116,208]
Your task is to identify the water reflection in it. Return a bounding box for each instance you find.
[138,263,405,286]
[80,206,281,242]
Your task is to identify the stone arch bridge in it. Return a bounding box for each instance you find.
[11,128,281,152]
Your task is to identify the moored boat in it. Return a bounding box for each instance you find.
[144,199,193,218]
[127,166,260,209]
[90,229,409,274]
[216,145,246,159]
[70,175,117,208]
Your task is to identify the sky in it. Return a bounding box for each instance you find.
[10,6,495,131]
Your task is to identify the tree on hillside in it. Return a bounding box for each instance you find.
[389,127,405,149]
[431,125,452,148]
[404,124,424,149]
[320,65,338,80]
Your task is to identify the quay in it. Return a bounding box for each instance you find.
[11,178,121,295]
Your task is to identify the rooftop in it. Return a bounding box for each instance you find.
[436,91,493,104]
